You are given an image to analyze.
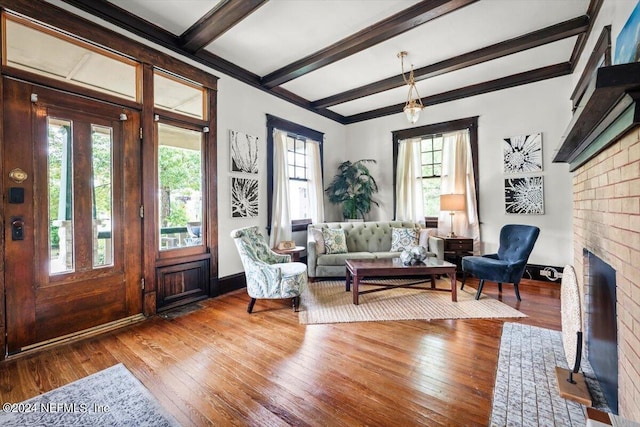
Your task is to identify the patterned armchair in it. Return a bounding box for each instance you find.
[230,226,307,313]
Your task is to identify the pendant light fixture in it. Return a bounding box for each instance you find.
[397,51,424,124]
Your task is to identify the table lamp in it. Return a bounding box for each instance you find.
[440,193,465,238]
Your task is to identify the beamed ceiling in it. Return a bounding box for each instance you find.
[56,0,599,125]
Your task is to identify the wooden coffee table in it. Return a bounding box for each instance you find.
[345,258,457,305]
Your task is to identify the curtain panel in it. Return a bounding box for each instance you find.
[439,130,480,244]
[395,137,425,224]
[308,140,325,223]
[269,129,292,247]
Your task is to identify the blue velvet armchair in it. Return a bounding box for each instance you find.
[461,224,540,301]
[230,226,307,313]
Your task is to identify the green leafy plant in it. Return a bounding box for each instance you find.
[325,159,379,220]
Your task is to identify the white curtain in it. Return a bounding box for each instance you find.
[395,137,425,224]
[439,130,480,245]
[269,130,292,247]
[307,140,325,223]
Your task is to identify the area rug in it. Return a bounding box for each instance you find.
[298,278,527,324]
[490,322,609,427]
[0,363,180,427]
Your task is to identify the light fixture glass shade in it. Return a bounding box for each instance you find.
[404,102,422,124]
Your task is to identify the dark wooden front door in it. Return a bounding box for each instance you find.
[3,78,142,354]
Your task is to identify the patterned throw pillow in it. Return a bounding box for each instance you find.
[311,228,326,254]
[322,228,348,254]
[391,227,419,251]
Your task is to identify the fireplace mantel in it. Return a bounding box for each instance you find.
[553,62,640,171]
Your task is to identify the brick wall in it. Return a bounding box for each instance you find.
[572,126,640,421]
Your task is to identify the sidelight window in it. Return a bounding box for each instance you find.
[157,123,204,251]
[48,118,74,274]
[91,125,114,268]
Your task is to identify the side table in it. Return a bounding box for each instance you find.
[272,246,305,262]
[439,236,473,272]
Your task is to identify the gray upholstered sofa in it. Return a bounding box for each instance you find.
[307,221,444,280]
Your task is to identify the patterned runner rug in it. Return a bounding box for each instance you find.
[299,278,527,324]
[0,363,180,427]
[491,323,609,426]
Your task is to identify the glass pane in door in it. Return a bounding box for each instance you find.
[48,118,74,274]
[92,124,114,267]
[158,123,203,250]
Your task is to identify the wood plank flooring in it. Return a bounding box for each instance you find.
[0,277,560,426]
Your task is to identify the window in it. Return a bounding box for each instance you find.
[3,14,139,102]
[154,70,206,119]
[392,117,479,222]
[286,134,311,221]
[267,115,323,233]
[420,134,443,217]
[157,122,204,251]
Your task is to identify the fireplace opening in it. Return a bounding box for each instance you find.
[584,249,618,414]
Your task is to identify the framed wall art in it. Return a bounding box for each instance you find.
[504,176,544,215]
[230,130,259,174]
[503,133,543,174]
[231,177,258,218]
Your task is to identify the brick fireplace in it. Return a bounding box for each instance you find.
[572,127,640,420]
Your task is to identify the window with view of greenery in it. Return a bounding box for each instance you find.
[421,134,443,217]
[286,134,310,221]
[47,119,115,273]
[157,123,203,251]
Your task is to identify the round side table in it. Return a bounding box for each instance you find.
[273,246,305,262]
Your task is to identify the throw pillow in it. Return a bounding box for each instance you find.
[418,228,436,248]
[311,228,326,254]
[391,227,419,252]
[322,228,348,254]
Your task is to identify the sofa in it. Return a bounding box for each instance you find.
[307,221,444,280]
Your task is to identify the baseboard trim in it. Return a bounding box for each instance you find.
[7,314,146,360]
[218,272,246,295]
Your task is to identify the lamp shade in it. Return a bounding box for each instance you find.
[440,193,465,212]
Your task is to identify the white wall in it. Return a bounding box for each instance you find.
[217,77,346,277]
[344,77,575,267]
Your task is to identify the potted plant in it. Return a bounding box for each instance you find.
[325,159,379,220]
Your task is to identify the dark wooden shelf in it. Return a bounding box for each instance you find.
[554,62,640,170]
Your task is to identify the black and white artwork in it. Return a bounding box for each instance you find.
[230,130,259,174]
[505,176,544,214]
[503,133,543,174]
[231,177,258,218]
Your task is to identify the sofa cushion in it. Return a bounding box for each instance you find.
[322,228,348,254]
[317,252,375,266]
[419,228,437,248]
[391,227,419,251]
[311,228,325,254]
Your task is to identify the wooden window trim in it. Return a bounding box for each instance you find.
[266,114,323,235]
[391,116,479,221]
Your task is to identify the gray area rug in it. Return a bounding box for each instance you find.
[0,363,180,426]
[299,278,527,324]
[491,323,609,427]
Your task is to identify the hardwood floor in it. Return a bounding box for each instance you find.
[0,277,560,426]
